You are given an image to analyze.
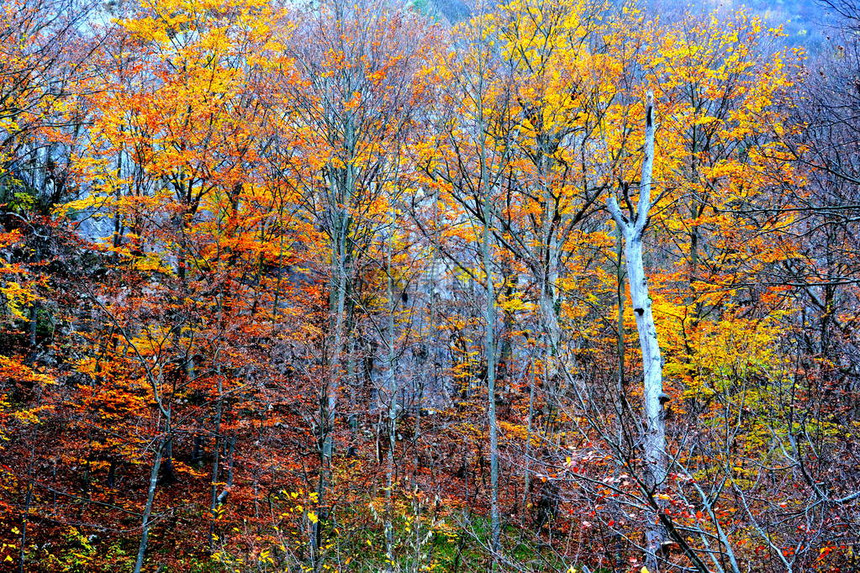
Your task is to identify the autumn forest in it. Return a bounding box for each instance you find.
[1,0,859,571]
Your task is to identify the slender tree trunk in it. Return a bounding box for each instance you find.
[472,53,502,562]
[482,199,501,562]
[538,191,563,417]
[315,194,349,571]
[113,130,125,255]
[384,230,397,572]
[522,366,535,527]
[134,438,164,573]
[609,225,628,570]
[607,92,668,572]
[18,482,32,573]
[209,374,223,552]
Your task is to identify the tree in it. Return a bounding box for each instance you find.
[414,5,523,560]
[65,0,291,568]
[272,0,436,567]
[607,91,668,572]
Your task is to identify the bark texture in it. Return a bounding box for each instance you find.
[607,92,668,572]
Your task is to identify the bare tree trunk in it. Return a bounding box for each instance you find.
[608,223,629,570]
[538,191,563,418]
[607,92,668,572]
[470,49,502,561]
[315,228,345,569]
[18,482,32,573]
[209,373,224,552]
[315,161,352,570]
[384,229,398,572]
[521,366,536,527]
[134,437,164,573]
[482,197,501,563]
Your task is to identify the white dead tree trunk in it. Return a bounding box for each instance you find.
[606,91,668,572]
